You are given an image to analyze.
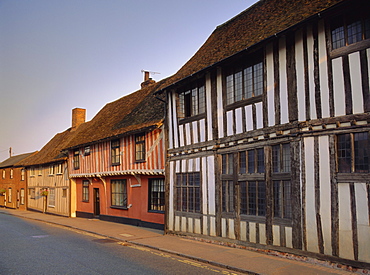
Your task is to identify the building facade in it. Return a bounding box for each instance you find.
[65,80,166,229]
[159,0,370,266]
[0,152,36,210]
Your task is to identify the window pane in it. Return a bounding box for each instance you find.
[198,86,205,114]
[273,181,281,218]
[248,181,256,215]
[191,88,198,116]
[272,145,280,173]
[244,66,253,99]
[254,62,263,96]
[282,144,291,173]
[347,20,362,45]
[235,71,243,102]
[354,132,369,173]
[226,74,234,105]
[257,181,266,216]
[283,181,292,219]
[239,152,246,174]
[338,134,351,173]
[248,150,255,173]
[240,181,247,214]
[257,148,265,173]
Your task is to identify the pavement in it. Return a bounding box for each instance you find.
[0,208,367,275]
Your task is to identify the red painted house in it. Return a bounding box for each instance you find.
[64,77,166,229]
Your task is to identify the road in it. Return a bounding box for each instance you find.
[0,214,241,275]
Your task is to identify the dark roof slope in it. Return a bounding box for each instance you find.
[159,0,345,88]
[0,152,38,168]
[65,80,166,149]
[19,129,78,166]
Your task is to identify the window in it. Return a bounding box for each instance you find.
[73,150,80,170]
[30,167,35,177]
[273,180,292,219]
[10,169,13,179]
[272,144,291,173]
[29,188,35,199]
[178,82,205,119]
[111,140,120,165]
[56,163,63,175]
[239,148,265,174]
[337,132,369,173]
[2,170,5,179]
[38,166,42,176]
[48,188,55,207]
[21,169,25,181]
[8,188,12,203]
[240,181,266,216]
[331,11,370,50]
[149,178,165,212]
[176,173,201,213]
[49,165,54,175]
[62,188,67,198]
[226,58,263,105]
[84,146,91,156]
[20,188,25,205]
[135,133,145,162]
[82,180,89,202]
[222,153,234,175]
[111,180,127,207]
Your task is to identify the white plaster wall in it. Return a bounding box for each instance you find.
[338,183,354,260]
[318,20,330,118]
[355,183,370,262]
[332,57,346,116]
[279,38,289,124]
[349,52,364,114]
[266,43,275,127]
[295,29,306,122]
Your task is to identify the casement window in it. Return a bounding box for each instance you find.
[239,148,265,174]
[222,180,235,213]
[226,57,263,105]
[21,169,25,181]
[30,167,35,177]
[176,172,201,213]
[20,188,25,205]
[10,169,13,179]
[84,146,91,156]
[337,132,369,173]
[29,188,35,199]
[8,188,12,203]
[82,180,89,202]
[222,153,234,175]
[111,179,127,208]
[73,150,80,170]
[48,188,55,207]
[135,133,145,162]
[240,181,266,216]
[331,11,370,50]
[272,143,292,220]
[111,140,120,166]
[49,165,54,176]
[178,82,205,119]
[148,178,165,212]
[56,163,63,175]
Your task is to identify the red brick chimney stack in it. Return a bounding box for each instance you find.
[141,71,156,88]
[71,108,86,131]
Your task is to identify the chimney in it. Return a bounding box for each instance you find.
[71,108,86,131]
[141,71,156,88]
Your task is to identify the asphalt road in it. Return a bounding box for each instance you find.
[0,214,240,275]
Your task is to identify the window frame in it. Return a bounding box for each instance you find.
[135,133,146,162]
[148,178,165,213]
[82,180,89,202]
[21,169,25,181]
[111,139,121,166]
[177,80,206,122]
[73,150,80,170]
[175,172,201,213]
[48,188,55,207]
[111,179,127,208]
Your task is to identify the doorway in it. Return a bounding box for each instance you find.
[93,188,100,216]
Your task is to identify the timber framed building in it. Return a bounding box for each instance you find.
[64,79,166,229]
[157,0,370,267]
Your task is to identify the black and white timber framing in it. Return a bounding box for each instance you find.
[160,0,370,267]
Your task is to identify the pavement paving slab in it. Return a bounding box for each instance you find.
[0,208,365,275]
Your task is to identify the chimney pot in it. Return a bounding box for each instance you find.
[72,108,86,131]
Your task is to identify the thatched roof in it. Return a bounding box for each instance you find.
[157,0,346,91]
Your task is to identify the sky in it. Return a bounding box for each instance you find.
[0,0,258,162]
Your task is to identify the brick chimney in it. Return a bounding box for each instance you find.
[71,108,86,131]
[141,71,156,88]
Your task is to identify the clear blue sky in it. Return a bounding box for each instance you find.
[0,0,257,162]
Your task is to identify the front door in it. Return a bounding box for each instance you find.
[93,188,100,216]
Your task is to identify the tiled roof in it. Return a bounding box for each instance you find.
[19,129,78,166]
[158,0,345,89]
[0,152,38,168]
[64,80,166,149]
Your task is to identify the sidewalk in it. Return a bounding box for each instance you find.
[0,208,364,275]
